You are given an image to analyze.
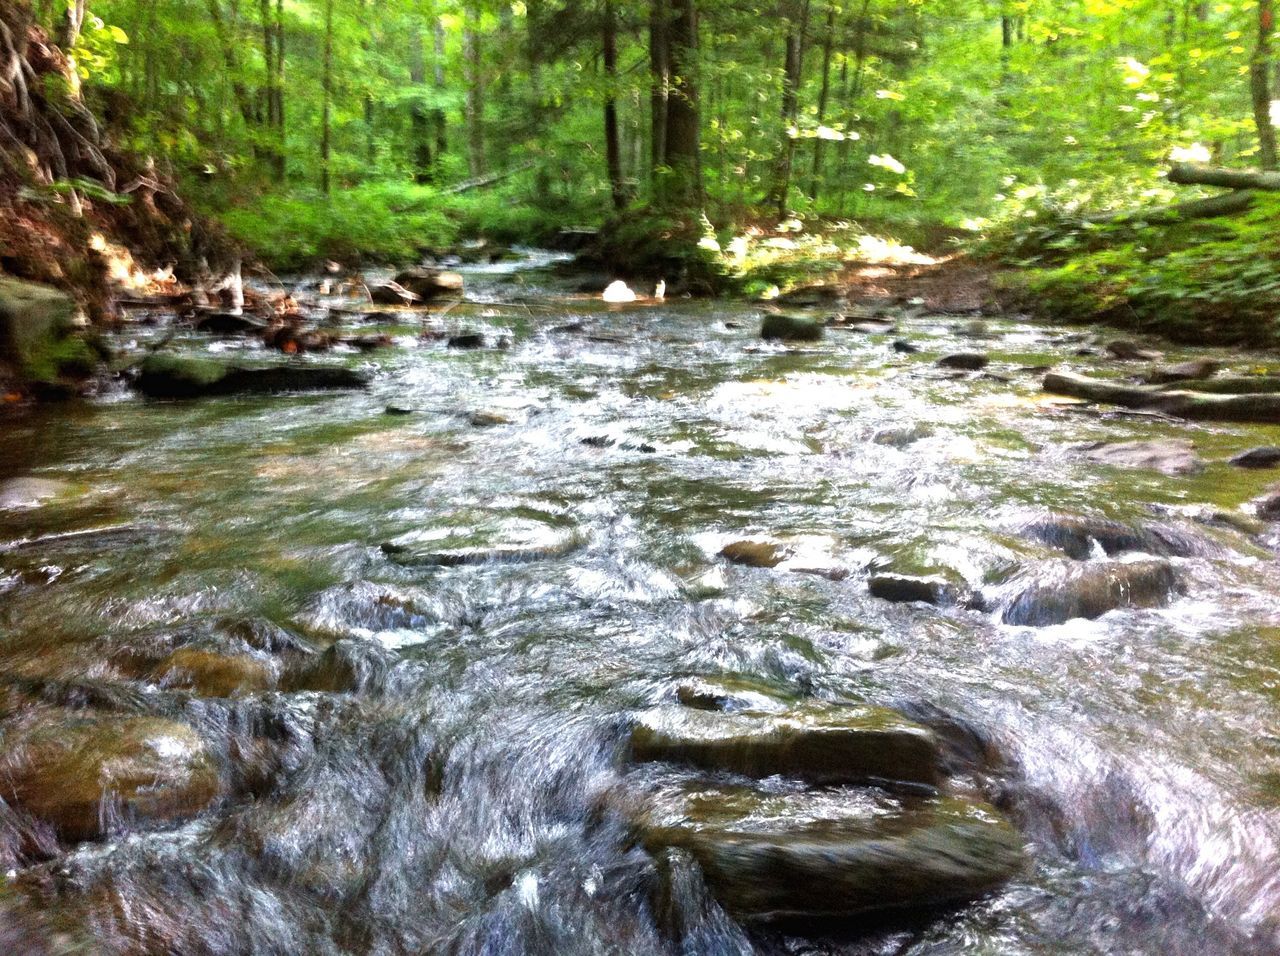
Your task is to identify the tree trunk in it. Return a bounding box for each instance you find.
[1084,190,1258,225]
[432,17,447,160]
[808,3,836,202]
[836,0,872,216]
[464,9,485,177]
[767,0,810,217]
[409,22,434,183]
[659,0,700,206]
[602,0,626,209]
[1252,0,1278,170]
[649,0,669,183]
[320,0,334,194]
[258,0,284,180]
[1167,163,1280,189]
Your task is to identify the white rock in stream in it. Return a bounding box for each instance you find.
[602,280,637,303]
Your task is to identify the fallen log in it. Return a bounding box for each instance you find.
[1167,163,1280,191]
[441,160,537,196]
[1158,375,1280,395]
[1044,371,1280,423]
[1083,190,1257,226]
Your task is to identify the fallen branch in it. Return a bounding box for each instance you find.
[1167,163,1280,191]
[1044,371,1280,423]
[441,160,537,195]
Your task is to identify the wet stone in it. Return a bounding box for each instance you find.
[937,352,989,371]
[893,339,920,354]
[0,477,73,510]
[1105,339,1162,361]
[872,423,934,448]
[760,314,824,343]
[637,783,1025,922]
[1230,447,1280,469]
[1019,512,1207,559]
[673,677,792,714]
[980,558,1181,626]
[0,714,220,841]
[719,539,788,568]
[868,573,960,607]
[630,703,944,788]
[447,333,487,350]
[381,515,582,567]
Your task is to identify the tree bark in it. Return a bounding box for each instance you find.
[659,0,700,205]
[767,0,810,217]
[409,21,434,183]
[1251,0,1278,170]
[1167,162,1280,190]
[432,17,447,161]
[320,0,334,194]
[808,2,836,202]
[463,8,485,177]
[602,0,626,209]
[649,0,669,182]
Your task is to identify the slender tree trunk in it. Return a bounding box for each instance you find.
[205,0,258,130]
[808,2,836,202]
[409,22,434,182]
[258,0,285,180]
[649,0,669,183]
[602,0,626,208]
[463,8,486,177]
[1251,0,1278,170]
[836,0,872,216]
[320,0,334,194]
[768,0,810,217]
[660,0,700,205]
[433,16,447,160]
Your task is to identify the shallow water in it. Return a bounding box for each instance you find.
[3,265,1280,954]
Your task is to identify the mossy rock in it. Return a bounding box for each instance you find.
[639,784,1026,922]
[0,277,98,386]
[979,558,1181,626]
[630,703,943,788]
[152,647,277,697]
[137,354,370,398]
[0,714,220,841]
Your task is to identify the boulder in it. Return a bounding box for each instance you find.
[872,423,934,448]
[892,339,920,354]
[638,784,1025,921]
[868,574,960,606]
[1080,439,1202,476]
[980,559,1180,626]
[630,703,943,788]
[1019,513,1207,559]
[937,352,989,371]
[0,715,220,841]
[193,311,269,335]
[0,277,93,386]
[394,268,464,301]
[136,355,369,398]
[369,281,420,306]
[447,332,487,349]
[760,314,824,343]
[1252,485,1280,521]
[1230,447,1280,469]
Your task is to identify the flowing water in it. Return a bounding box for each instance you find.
[2,259,1280,954]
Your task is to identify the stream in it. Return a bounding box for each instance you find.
[2,255,1280,954]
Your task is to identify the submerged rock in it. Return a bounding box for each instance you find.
[638,784,1025,922]
[1252,485,1280,521]
[630,703,943,788]
[1080,439,1203,476]
[760,314,824,343]
[872,423,934,448]
[892,339,920,354]
[0,477,73,511]
[673,677,792,714]
[0,715,219,841]
[152,647,276,697]
[980,558,1180,626]
[447,332,487,350]
[193,311,268,335]
[1139,359,1220,385]
[868,573,960,607]
[937,352,989,371]
[1230,447,1280,469]
[1020,513,1207,559]
[136,355,369,398]
[381,516,582,566]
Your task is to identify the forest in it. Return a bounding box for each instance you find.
[7,2,1280,955]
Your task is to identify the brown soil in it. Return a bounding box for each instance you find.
[838,256,1009,314]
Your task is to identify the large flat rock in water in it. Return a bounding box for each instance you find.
[982,558,1180,626]
[137,354,369,398]
[640,783,1025,921]
[630,703,943,787]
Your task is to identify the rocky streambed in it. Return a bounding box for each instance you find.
[2,261,1280,953]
